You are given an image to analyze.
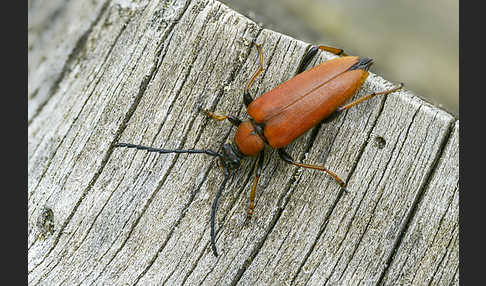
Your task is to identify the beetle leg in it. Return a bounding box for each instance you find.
[278,148,348,191]
[203,110,242,127]
[317,45,347,57]
[336,83,404,113]
[296,46,319,74]
[247,150,265,220]
[297,45,348,75]
[322,83,404,124]
[244,43,264,107]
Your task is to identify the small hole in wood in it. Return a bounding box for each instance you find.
[374,136,386,149]
[36,207,55,239]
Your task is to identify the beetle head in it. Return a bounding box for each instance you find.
[221,143,242,170]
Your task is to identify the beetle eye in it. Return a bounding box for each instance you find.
[221,143,241,170]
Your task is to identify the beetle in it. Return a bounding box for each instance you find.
[114,43,403,257]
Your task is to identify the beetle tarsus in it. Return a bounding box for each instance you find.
[203,110,242,126]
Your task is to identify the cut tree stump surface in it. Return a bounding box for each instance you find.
[28,0,459,285]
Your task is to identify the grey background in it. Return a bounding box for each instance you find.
[219,0,458,117]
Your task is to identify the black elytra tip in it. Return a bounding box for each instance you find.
[349,57,373,71]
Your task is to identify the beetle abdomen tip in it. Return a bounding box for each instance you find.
[349,57,373,71]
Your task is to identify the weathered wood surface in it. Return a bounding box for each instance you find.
[28,0,459,285]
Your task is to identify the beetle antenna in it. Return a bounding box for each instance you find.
[210,165,231,257]
[115,142,231,257]
[114,143,223,158]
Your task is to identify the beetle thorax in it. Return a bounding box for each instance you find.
[233,121,265,156]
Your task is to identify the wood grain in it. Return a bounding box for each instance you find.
[28,0,459,285]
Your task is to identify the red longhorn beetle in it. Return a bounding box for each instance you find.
[114,44,403,257]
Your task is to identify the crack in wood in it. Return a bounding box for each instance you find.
[29,3,190,283]
[289,74,392,286]
[428,222,458,285]
[28,7,130,214]
[28,22,131,279]
[28,1,459,284]
[376,113,455,285]
[28,0,111,126]
[94,5,263,285]
[333,104,422,282]
[407,184,457,283]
